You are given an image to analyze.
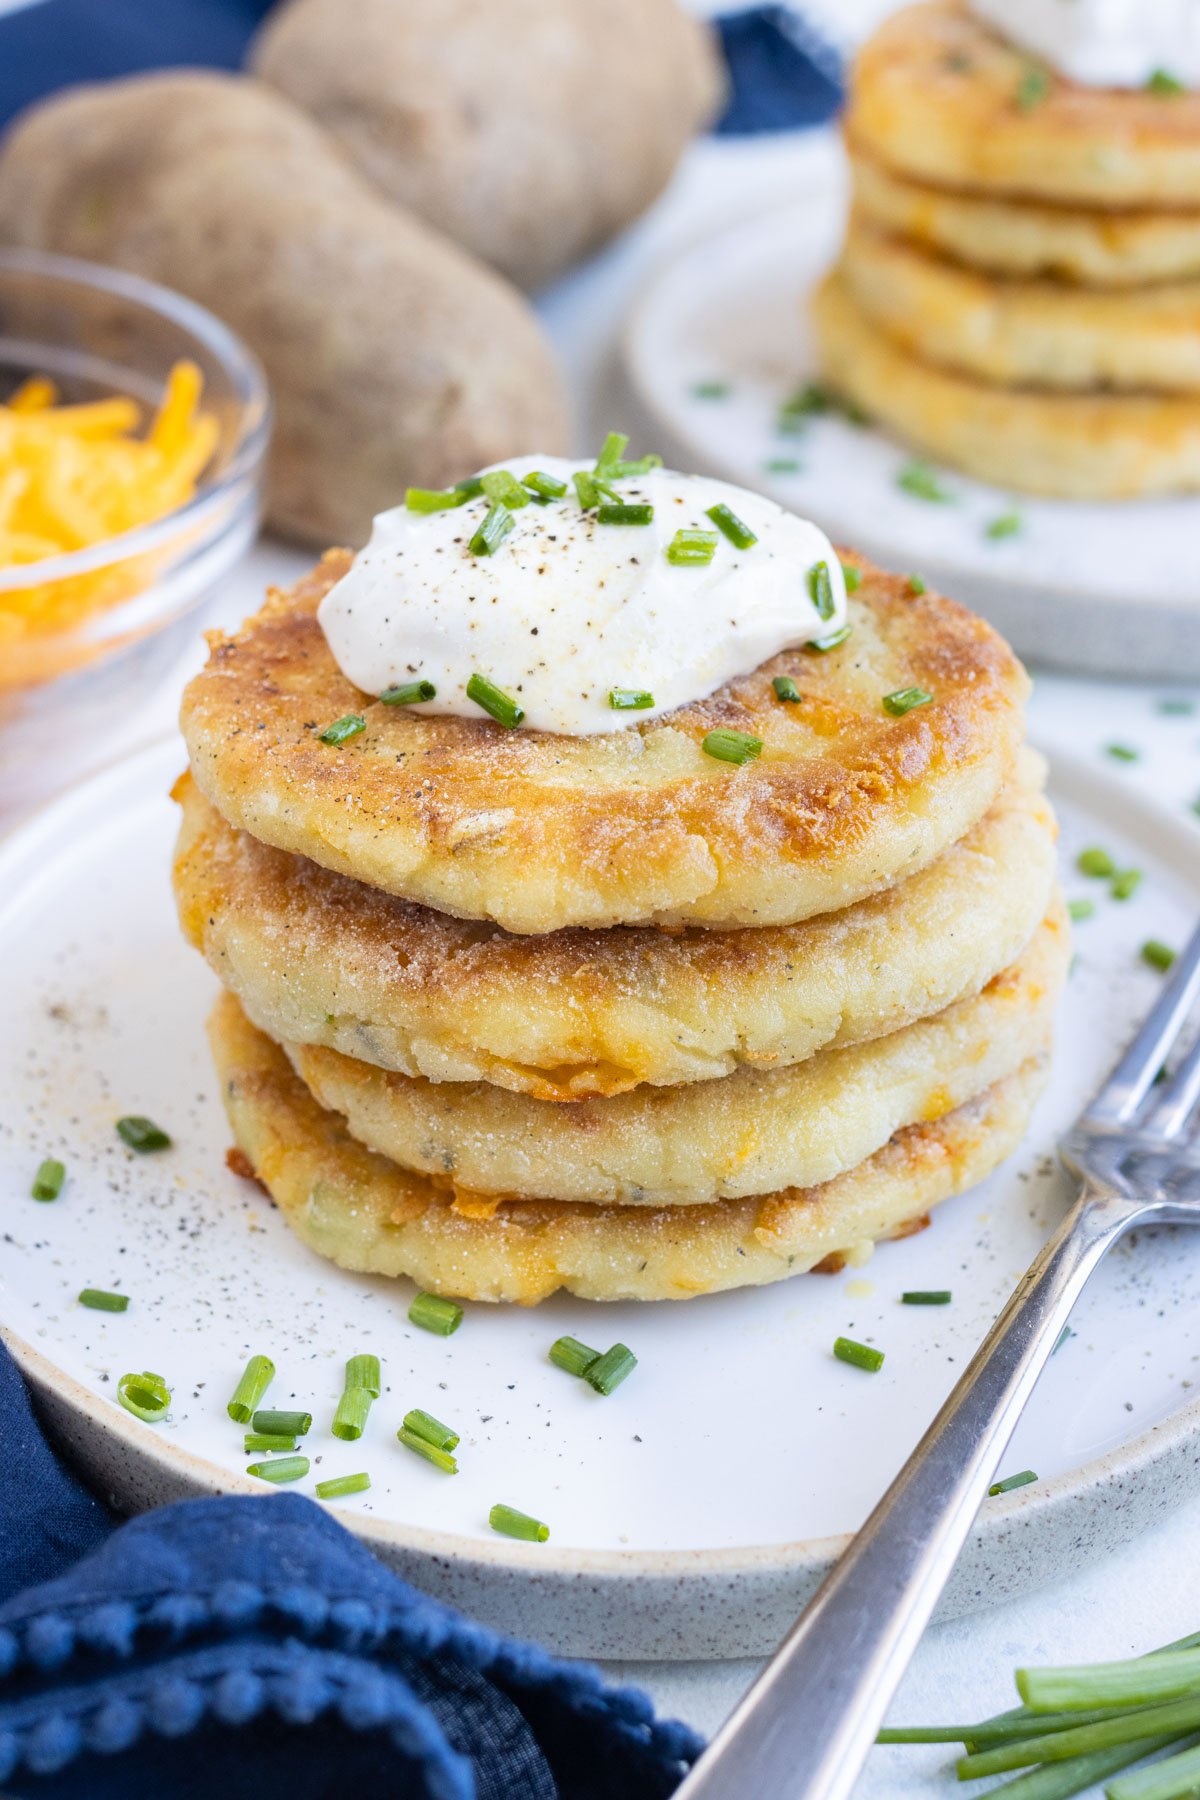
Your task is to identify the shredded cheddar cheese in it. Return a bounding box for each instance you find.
[0,361,217,684]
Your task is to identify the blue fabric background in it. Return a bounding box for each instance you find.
[0,3,839,1792]
[0,0,842,134]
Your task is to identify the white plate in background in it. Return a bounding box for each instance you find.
[623,131,1200,680]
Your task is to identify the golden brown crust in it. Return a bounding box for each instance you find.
[840,217,1200,392]
[172,751,1056,1097]
[850,146,1200,288]
[179,551,1028,933]
[813,274,1200,499]
[849,1,1200,207]
[209,991,1048,1303]
[282,899,1068,1205]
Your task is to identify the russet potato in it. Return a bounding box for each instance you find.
[0,72,569,545]
[252,0,724,290]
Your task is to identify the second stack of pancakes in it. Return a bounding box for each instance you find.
[814,0,1200,499]
[174,549,1066,1305]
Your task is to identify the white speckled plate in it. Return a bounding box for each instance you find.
[623,129,1200,680]
[5,738,1200,1660]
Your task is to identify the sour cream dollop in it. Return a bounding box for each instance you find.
[317,457,847,737]
[971,0,1200,89]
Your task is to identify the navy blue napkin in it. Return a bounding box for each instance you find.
[0,1,842,134]
[0,1344,701,1797]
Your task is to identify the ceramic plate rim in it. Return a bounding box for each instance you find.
[5,736,1200,1598]
[621,131,1200,613]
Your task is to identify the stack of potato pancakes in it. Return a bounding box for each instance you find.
[173,548,1066,1306]
[814,0,1200,500]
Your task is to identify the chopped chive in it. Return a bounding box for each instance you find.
[405,486,464,513]
[610,453,663,478]
[397,1427,457,1473]
[779,381,830,423]
[345,1354,381,1399]
[381,680,435,705]
[585,1343,637,1395]
[244,1432,296,1453]
[1107,743,1140,762]
[702,728,763,766]
[985,511,1022,540]
[573,471,601,510]
[840,562,861,593]
[764,457,801,473]
[690,381,729,400]
[118,1371,170,1423]
[31,1158,65,1201]
[315,1472,371,1500]
[332,1387,373,1442]
[489,1503,549,1542]
[665,527,719,567]
[906,573,927,595]
[806,624,853,654]
[247,1455,309,1484]
[402,1408,460,1452]
[78,1288,128,1312]
[466,673,524,729]
[479,469,530,509]
[453,474,486,501]
[1016,64,1050,110]
[1112,868,1143,901]
[1053,1325,1073,1354]
[1160,698,1194,716]
[522,469,568,500]
[252,1409,312,1437]
[408,1291,463,1335]
[883,687,934,717]
[318,714,366,747]
[116,1116,171,1153]
[901,1290,951,1306]
[807,559,835,620]
[1077,846,1116,878]
[989,1469,1037,1496]
[468,501,515,556]
[594,431,629,472]
[226,1355,275,1424]
[1143,940,1177,972]
[705,502,757,550]
[609,688,654,710]
[834,1336,884,1373]
[897,463,953,503]
[549,1336,600,1378]
[1148,68,1187,95]
[1068,898,1096,922]
[597,502,654,526]
[773,676,802,703]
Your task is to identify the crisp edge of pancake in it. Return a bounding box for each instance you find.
[179,551,1028,934]
[210,991,1050,1304]
[279,895,1067,1206]
[813,273,1200,500]
[172,751,1057,1098]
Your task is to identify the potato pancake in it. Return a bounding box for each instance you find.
[211,992,1048,1304]
[180,550,1027,933]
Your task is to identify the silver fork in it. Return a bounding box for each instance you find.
[675,921,1200,1800]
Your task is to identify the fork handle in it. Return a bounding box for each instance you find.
[674,1183,1132,1800]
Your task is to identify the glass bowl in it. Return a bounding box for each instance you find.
[0,249,270,814]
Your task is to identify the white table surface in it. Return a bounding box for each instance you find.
[15,126,1200,1792]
